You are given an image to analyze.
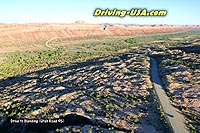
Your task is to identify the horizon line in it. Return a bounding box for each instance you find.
[0,22,199,26]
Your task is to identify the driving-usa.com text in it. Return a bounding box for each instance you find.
[94,8,167,17]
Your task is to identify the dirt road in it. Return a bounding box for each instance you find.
[150,58,188,133]
[45,37,57,49]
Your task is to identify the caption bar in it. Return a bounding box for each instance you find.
[10,119,65,124]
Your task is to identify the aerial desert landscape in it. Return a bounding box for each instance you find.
[0,22,199,54]
[0,22,199,132]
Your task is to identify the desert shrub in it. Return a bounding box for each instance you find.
[125,38,137,44]
[159,35,171,40]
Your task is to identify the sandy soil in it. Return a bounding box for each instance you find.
[0,53,170,132]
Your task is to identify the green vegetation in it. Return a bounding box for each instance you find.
[0,39,135,79]
[125,38,137,44]
[1,30,200,79]
[0,49,63,78]
[1,30,200,132]
[0,100,28,118]
[159,35,170,40]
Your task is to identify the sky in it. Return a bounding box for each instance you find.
[0,0,199,25]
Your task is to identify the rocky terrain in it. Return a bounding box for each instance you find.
[148,40,200,132]
[0,23,199,132]
[0,23,198,40]
[0,52,170,132]
[0,22,199,53]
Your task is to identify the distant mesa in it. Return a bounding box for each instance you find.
[74,20,88,24]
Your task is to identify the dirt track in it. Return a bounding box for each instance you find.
[151,58,188,133]
[0,23,199,54]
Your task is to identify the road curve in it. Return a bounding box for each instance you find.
[150,58,188,133]
[45,37,58,49]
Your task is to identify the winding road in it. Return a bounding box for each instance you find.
[150,58,188,133]
[45,35,189,132]
[45,37,58,49]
